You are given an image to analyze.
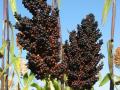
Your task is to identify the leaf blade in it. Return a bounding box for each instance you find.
[102,0,112,24]
[99,73,110,86]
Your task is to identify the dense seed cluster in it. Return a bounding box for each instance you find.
[114,47,120,67]
[15,0,61,80]
[63,14,104,90]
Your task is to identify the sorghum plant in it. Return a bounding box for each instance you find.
[14,0,63,80]
[63,14,104,90]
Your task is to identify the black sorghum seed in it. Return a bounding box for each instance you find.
[63,13,104,90]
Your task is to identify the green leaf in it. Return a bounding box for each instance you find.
[23,86,29,90]
[98,72,102,82]
[9,0,17,15]
[9,23,21,83]
[65,86,71,90]
[31,83,42,90]
[52,80,61,90]
[23,73,29,85]
[28,72,35,84]
[41,80,46,90]
[102,0,112,24]
[0,68,3,75]
[114,75,120,85]
[10,24,14,56]
[91,87,94,90]
[0,40,7,55]
[99,73,110,86]
[107,40,113,75]
[0,68,3,72]
[0,63,11,78]
[50,81,55,90]
[57,0,61,8]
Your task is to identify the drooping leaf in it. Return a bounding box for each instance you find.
[102,0,112,24]
[99,73,111,86]
[31,83,42,90]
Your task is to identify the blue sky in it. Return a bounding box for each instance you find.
[0,0,120,90]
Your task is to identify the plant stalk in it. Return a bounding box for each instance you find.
[1,1,6,90]
[4,0,10,90]
[110,0,116,90]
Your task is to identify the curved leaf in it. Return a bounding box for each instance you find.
[114,75,120,85]
[99,73,110,86]
[31,83,42,90]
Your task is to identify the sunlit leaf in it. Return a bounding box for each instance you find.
[114,75,120,85]
[50,81,55,90]
[102,0,112,24]
[23,86,29,90]
[98,72,102,82]
[99,73,110,86]
[9,0,17,15]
